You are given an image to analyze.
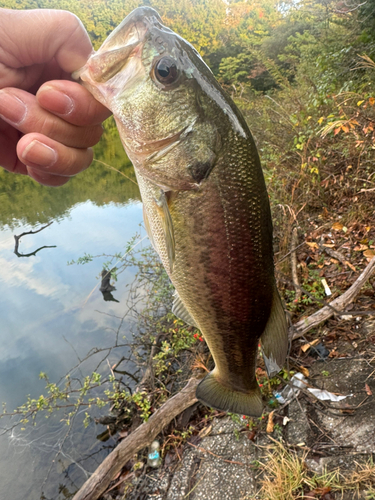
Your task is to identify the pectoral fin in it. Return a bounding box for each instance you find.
[172,292,198,328]
[143,206,156,251]
[154,191,175,272]
[261,287,289,377]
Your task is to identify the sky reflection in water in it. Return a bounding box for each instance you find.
[0,198,145,499]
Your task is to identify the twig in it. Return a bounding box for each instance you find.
[291,256,375,340]
[290,227,302,302]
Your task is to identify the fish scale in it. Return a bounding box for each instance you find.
[75,6,289,416]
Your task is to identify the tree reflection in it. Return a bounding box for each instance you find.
[14,221,56,258]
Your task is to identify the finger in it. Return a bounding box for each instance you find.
[0,119,27,175]
[0,88,103,149]
[37,80,111,126]
[17,133,93,182]
[0,9,92,88]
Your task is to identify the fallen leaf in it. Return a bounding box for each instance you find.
[354,244,368,251]
[345,260,356,271]
[301,339,320,352]
[248,430,256,441]
[332,222,343,231]
[365,383,373,396]
[266,411,274,433]
[198,424,212,439]
[364,249,375,258]
[306,242,319,249]
[299,366,310,377]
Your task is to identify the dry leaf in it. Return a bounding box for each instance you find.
[306,241,319,249]
[364,249,375,258]
[198,425,212,439]
[301,338,320,352]
[355,244,368,251]
[345,260,356,271]
[266,411,274,433]
[365,383,373,396]
[299,365,310,377]
[332,222,343,231]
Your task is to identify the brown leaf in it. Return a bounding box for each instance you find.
[364,249,375,258]
[248,430,257,441]
[266,411,274,433]
[299,365,310,377]
[365,383,373,396]
[306,241,319,249]
[301,339,320,352]
[332,222,343,231]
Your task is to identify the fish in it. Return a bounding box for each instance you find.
[74,6,289,417]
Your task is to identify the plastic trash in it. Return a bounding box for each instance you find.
[273,372,352,404]
[147,440,161,468]
[274,372,308,404]
[307,388,352,401]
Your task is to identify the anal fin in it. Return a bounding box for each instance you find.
[261,287,289,377]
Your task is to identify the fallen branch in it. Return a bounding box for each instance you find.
[291,256,375,340]
[72,377,200,500]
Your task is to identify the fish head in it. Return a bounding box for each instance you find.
[74,7,247,190]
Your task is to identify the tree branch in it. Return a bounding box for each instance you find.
[72,377,200,500]
[291,256,375,340]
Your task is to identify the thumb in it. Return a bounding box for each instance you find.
[0,9,93,74]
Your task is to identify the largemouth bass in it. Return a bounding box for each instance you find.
[75,7,288,416]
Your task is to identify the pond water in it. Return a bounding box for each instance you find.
[0,127,147,499]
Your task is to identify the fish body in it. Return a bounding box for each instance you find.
[75,7,288,416]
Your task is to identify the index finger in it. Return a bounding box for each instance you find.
[37,80,112,127]
[0,8,93,87]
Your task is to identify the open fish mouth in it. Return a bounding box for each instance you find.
[73,7,172,94]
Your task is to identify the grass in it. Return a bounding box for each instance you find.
[258,440,375,500]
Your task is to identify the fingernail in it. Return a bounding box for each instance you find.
[38,87,74,115]
[0,91,27,125]
[21,140,57,168]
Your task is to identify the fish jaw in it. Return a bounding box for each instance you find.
[72,10,154,110]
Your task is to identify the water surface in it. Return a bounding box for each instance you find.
[0,129,146,499]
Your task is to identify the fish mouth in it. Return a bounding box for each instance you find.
[73,7,170,88]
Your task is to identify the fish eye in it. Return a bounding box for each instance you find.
[154,57,179,85]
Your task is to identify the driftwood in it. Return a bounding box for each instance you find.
[72,377,200,500]
[291,256,375,340]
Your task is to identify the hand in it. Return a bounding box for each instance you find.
[0,8,111,186]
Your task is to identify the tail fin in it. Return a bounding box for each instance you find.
[196,371,263,417]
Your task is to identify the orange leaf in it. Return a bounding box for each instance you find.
[266,411,275,433]
[369,97,375,106]
[364,249,375,258]
[332,222,343,231]
[365,383,372,396]
[342,125,349,133]
[306,241,319,249]
[334,127,341,136]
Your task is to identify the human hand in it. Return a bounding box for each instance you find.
[0,8,111,186]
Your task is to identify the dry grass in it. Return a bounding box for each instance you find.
[258,440,375,500]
